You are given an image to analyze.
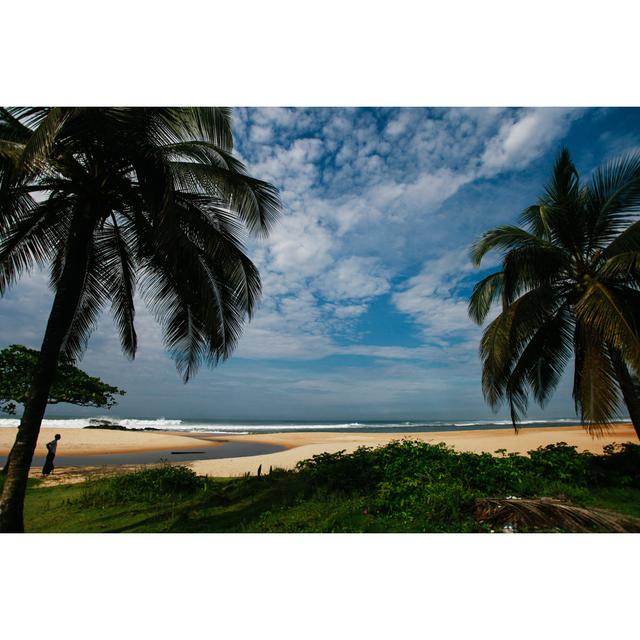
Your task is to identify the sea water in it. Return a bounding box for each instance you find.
[1,416,626,434]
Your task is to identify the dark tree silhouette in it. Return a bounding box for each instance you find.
[469,148,640,438]
[0,344,124,415]
[0,108,280,531]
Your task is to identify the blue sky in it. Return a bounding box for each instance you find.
[2,107,640,421]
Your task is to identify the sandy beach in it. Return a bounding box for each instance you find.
[0,427,225,456]
[188,423,639,477]
[1,422,638,480]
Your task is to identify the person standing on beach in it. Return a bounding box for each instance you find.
[42,434,61,476]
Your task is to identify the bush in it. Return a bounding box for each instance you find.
[525,443,593,485]
[376,477,479,528]
[591,443,640,488]
[292,439,640,528]
[78,464,203,505]
[65,438,639,532]
[296,447,381,493]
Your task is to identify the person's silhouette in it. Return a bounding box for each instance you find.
[42,434,61,476]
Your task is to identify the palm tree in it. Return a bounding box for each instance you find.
[0,108,280,532]
[469,148,640,439]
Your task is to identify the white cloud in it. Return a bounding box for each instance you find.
[332,304,367,319]
[392,250,481,341]
[265,213,334,278]
[249,124,273,143]
[479,108,577,176]
[316,257,390,302]
[384,109,416,137]
[231,107,581,365]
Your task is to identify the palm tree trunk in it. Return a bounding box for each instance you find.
[610,351,640,441]
[0,212,95,533]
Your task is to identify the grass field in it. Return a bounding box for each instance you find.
[14,439,640,533]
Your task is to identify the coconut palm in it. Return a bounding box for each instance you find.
[0,107,280,532]
[469,148,640,439]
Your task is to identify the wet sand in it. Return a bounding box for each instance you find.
[9,440,285,468]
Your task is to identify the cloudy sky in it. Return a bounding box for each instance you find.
[2,107,640,421]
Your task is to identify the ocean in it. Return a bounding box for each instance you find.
[0,416,626,435]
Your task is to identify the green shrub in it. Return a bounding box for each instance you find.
[295,439,640,523]
[525,443,593,485]
[376,476,478,527]
[296,447,381,493]
[78,464,203,505]
[59,438,640,532]
[591,443,640,487]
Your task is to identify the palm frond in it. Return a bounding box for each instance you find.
[0,108,35,143]
[505,304,573,425]
[599,252,640,280]
[169,161,281,236]
[480,286,557,409]
[539,148,588,255]
[55,238,110,362]
[470,225,546,267]
[0,194,71,294]
[184,107,234,150]
[136,108,234,150]
[586,152,640,248]
[135,193,261,381]
[574,334,621,432]
[575,281,640,372]
[96,214,138,358]
[468,271,504,324]
[518,204,551,240]
[501,244,568,305]
[601,219,640,259]
[17,107,73,177]
[5,107,54,131]
[476,497,640,532]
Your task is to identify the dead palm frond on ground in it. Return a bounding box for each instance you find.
[476,497,640,532]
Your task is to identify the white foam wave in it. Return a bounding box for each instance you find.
[0,416,629,433]
[0,417,376,432]
[0,418,97,429]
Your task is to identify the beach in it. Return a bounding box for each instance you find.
[1,423,637,480]
[0,427,226,456]
[188,423,639,476]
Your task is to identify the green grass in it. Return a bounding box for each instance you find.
[20,440,640,533]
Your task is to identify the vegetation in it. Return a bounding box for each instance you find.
[469,148,640,437]
[0,344,124,415]
[19,440,640,533]
[0,107,281,532]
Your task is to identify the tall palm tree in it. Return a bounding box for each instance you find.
[0,107,280,532]
[469,148,640,439]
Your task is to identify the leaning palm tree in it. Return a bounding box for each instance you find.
[0,108,280,532]
[469,148,640,439]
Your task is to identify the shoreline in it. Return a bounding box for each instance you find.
[2,423,638,480]
[0,428,227,457]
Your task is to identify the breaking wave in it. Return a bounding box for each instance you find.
[1,416,629,434]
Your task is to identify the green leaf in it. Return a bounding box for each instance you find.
[0,344,125,414]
